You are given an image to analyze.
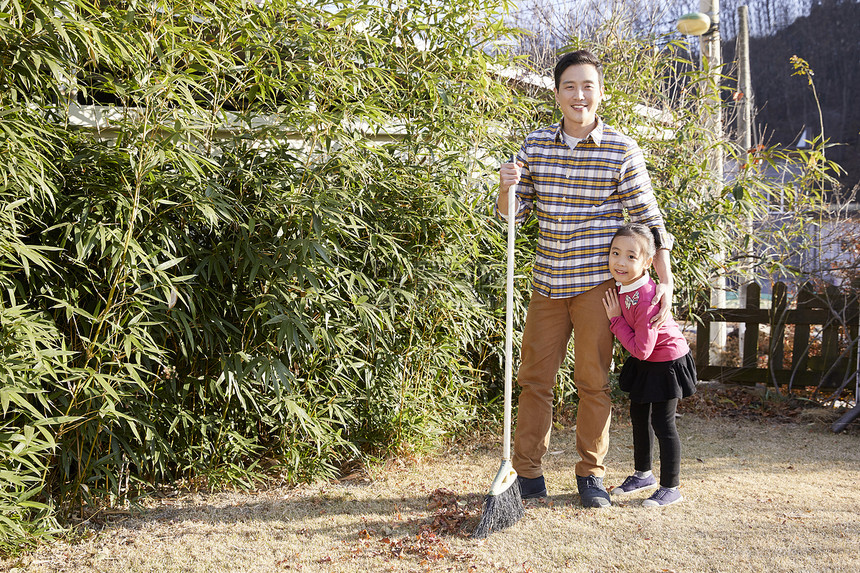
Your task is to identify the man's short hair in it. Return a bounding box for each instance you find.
[554,50,604,90]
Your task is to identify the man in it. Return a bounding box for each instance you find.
[496,50,674,508]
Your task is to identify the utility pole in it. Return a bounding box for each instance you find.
[736,5,753,357]
[700,0,723,195]
[737,5,752,160]
[700,0,727,354]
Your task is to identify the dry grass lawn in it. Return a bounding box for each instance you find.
[3,385,860,573]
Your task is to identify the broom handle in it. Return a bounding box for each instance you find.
[503,168,516,462]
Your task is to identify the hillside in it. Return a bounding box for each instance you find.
[723,0,860,195]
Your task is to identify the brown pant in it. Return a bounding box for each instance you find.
[512,280,615,479]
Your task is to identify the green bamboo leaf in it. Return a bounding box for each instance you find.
[0,472,26,487]
[155,256,186,272]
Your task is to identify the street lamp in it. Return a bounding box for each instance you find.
[676,12,712,36]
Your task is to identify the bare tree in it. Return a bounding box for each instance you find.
[507,0,820,43]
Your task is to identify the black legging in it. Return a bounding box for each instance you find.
[630,399,681,488]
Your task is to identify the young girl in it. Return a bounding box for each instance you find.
[601,223,697,507]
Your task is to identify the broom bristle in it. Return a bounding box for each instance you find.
[472,478,524,538]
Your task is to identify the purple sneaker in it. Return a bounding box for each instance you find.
[643,487,683,507]
[611,474,658,496]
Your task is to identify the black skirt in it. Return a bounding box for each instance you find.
[618,351,697,404]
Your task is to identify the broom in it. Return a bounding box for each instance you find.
[473,160,524,539]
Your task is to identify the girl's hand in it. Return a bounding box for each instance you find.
[602,287,621,319]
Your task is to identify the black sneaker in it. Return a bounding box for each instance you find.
[517,475,547,499]
[576,475,611,508]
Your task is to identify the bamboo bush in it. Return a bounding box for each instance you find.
[0,0,535,553]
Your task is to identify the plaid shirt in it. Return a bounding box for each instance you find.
[500,119,672,299]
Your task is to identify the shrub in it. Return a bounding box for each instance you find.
[0,0,532,553]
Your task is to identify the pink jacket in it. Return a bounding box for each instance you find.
[609,275,689,362]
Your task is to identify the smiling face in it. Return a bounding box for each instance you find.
[608,235,653,286]
[554,63,604,138]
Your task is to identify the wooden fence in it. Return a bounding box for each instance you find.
[695,282,859,390]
